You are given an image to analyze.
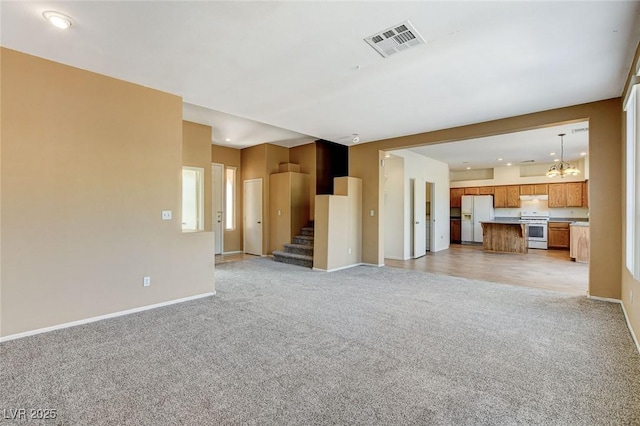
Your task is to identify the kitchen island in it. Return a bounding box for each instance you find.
[480,220,528,254]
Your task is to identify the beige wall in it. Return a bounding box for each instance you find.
[622,41,640,348]
[0,48,214,337]
[313,177,362,271]
[241,143,291,254]
[351,99,622,298]
[290,143,317,220]
[269,172,310,253]
[211,144,243,252]
[182,121,212,232]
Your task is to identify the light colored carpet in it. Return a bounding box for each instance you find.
[1,258,639,425]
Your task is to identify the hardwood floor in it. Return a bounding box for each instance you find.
[216,246,588,296]
[214,252,260,265]
[385,243,589,295]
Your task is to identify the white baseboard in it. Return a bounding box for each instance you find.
[587,295,640,354]
[588,295,622,304]
[361,263,385,267]
[221,250,242,255]
[0,292,215,343]
[621,301,640,354]
[313,263,365,272]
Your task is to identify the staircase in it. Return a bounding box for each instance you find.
[273,222,314,268]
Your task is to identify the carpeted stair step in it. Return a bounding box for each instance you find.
[272,251,313,268]
[300,227,314,237]
[293,235,314,245]
[284,243,314,256]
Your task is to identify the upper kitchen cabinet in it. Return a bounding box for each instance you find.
[494,185,520,208]
[520,184,548,196]
[548,183,566,208]
[549,182,583,207]
[582,181,589,208]
[464,187,480,195]
[450,188,465,208]
[565,182,583,207]
[478,186,495,195]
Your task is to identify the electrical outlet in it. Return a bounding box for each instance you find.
[370,210,375,217]
[348,248,352,254]
[162,210,172,220]
[143,276,151,287]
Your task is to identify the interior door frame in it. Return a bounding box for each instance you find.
[413,177,426,258]
[243,178,263,255]
[211,163,224,255]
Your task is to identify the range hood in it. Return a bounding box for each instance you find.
[520,195,549,201]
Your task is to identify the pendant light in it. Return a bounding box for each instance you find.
[546,133,580,178]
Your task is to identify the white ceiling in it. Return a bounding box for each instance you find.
[2,2,639,149]
[407,121,590,171]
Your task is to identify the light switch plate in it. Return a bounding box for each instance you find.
[162,210,172,220]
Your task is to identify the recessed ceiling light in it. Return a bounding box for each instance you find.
[42,10,74,29]
[225,138,231,142]
[580,152,587,156]
[466,166,471,170]
[506,163,512,166]
[549,152,556,156]
[554,158,560,162]
[497,158,503,161]
[384,153,391,158]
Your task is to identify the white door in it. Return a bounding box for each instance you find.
[243,178,263,255]
[211,163,224,255]
[413,178,426,258]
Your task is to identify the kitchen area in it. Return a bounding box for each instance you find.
[450,182,590,262]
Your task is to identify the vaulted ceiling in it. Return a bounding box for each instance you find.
[2,1,639,153]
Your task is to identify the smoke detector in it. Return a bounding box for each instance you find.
[364,20,426,58]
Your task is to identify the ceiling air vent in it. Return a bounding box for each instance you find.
[364,20,425,58]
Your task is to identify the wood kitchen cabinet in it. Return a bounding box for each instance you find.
[548,222,570,249]
[582,180,589,208]
[464,187,480,195]
[450,188,465,208]
[478,186,495,195]
[494,186,507,207]
[565,182,583,207]
[506,185,520,207]
[548,183,566,208]
[521,184,548,195]
[493,185,520,208]
[450,219,461,243]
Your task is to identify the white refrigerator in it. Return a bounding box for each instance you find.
[461,195,495,243]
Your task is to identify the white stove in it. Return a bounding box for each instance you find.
[519,211,549,249]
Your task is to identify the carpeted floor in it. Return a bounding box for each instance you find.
[1,258,639,425]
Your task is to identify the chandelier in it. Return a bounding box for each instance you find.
[546,133,580,178]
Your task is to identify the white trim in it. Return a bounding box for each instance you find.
[361,262,385,267]
[0,292,215,343]
[587,295,640,354]
[313,263,365,272]
[621,301,640,355]
[384,256,407,261]
[221,250,242,255]
[587,295,622,304]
